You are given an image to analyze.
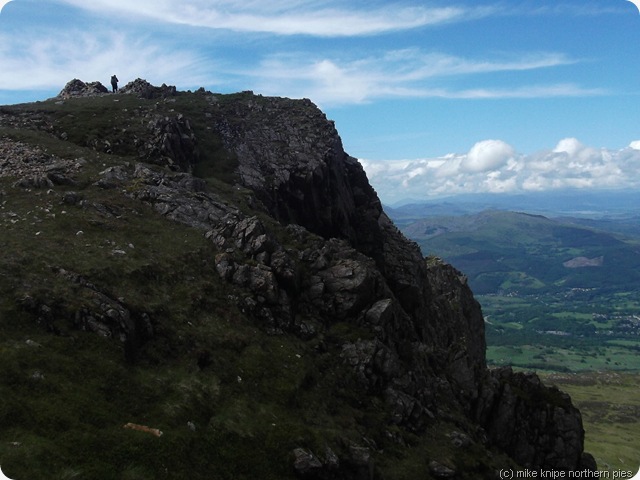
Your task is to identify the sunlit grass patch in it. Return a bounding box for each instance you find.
[542,372,640,472]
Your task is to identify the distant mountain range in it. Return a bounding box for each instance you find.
[387,206,640,295]
[386,189,640,221]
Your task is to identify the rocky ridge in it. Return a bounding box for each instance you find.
[57,78,178,99]
[0,81,595,478]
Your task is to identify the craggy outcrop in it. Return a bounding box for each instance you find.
[210,95,384,258]
[57,78,177,100]
[208,94,487,391]
[139,114,199,172]
[0,138,82,187]
[1,81,594,476]
[476,368,597,471]
[203,92,593,472]
[58,79,109,98]
[19,268,154,364]
[119,78,178,99]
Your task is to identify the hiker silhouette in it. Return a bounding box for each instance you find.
[110,75,119,93]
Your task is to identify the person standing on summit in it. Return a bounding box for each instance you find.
[111,75,118,93]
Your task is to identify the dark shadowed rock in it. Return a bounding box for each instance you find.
[292,448,323,478]
[140,114,198,171]
[202,92,591,472]
[476,367,591,470]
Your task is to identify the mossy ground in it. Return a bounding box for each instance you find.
[0,93,519,479]
[0,95,316,478]
[0,175,336,478]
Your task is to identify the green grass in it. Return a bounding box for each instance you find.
[2,91,240,185]
[0,108,409,477]
[0,284,345,479]
[2,91,619,478]
[487,344,640,372]
[542,372,640,473]
[0,175,217,325]
[1,94,326,478]
[551,312,593,321]
[500,272,546,290]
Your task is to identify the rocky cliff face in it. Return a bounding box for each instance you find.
[198,92,595,473]
[0,81,594,478]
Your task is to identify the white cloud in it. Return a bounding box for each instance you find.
[0,2,605,105]
[442,84,605,99]
[361,139,640,203]
[53,0,631,35]
[554,137,584,156]
[0,29,212,91]
[508,3,629,17]
[251,50,598,106]
[630,140,640,150]
[398,51,578,79]
[462,140,515,173]
[54,0,487,37]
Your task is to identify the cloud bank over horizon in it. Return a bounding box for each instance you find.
[360,138,640,204]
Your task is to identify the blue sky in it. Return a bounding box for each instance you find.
[1,0,639,202]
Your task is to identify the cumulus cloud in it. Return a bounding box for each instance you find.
[553,137,584,156]
[361,139,640,203]
[461,140,515,173]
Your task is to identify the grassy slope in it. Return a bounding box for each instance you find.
[0,94,518,479]
[542,372,640,473]
[0,103,306,478]
[0,94,335,479]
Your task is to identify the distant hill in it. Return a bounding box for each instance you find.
[390,208,640,376]
[391,209,640,295]
[555,215,640,239]
[386,189,640,226]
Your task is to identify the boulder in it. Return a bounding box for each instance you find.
[58,79,108,98]
[120,78,177,99]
